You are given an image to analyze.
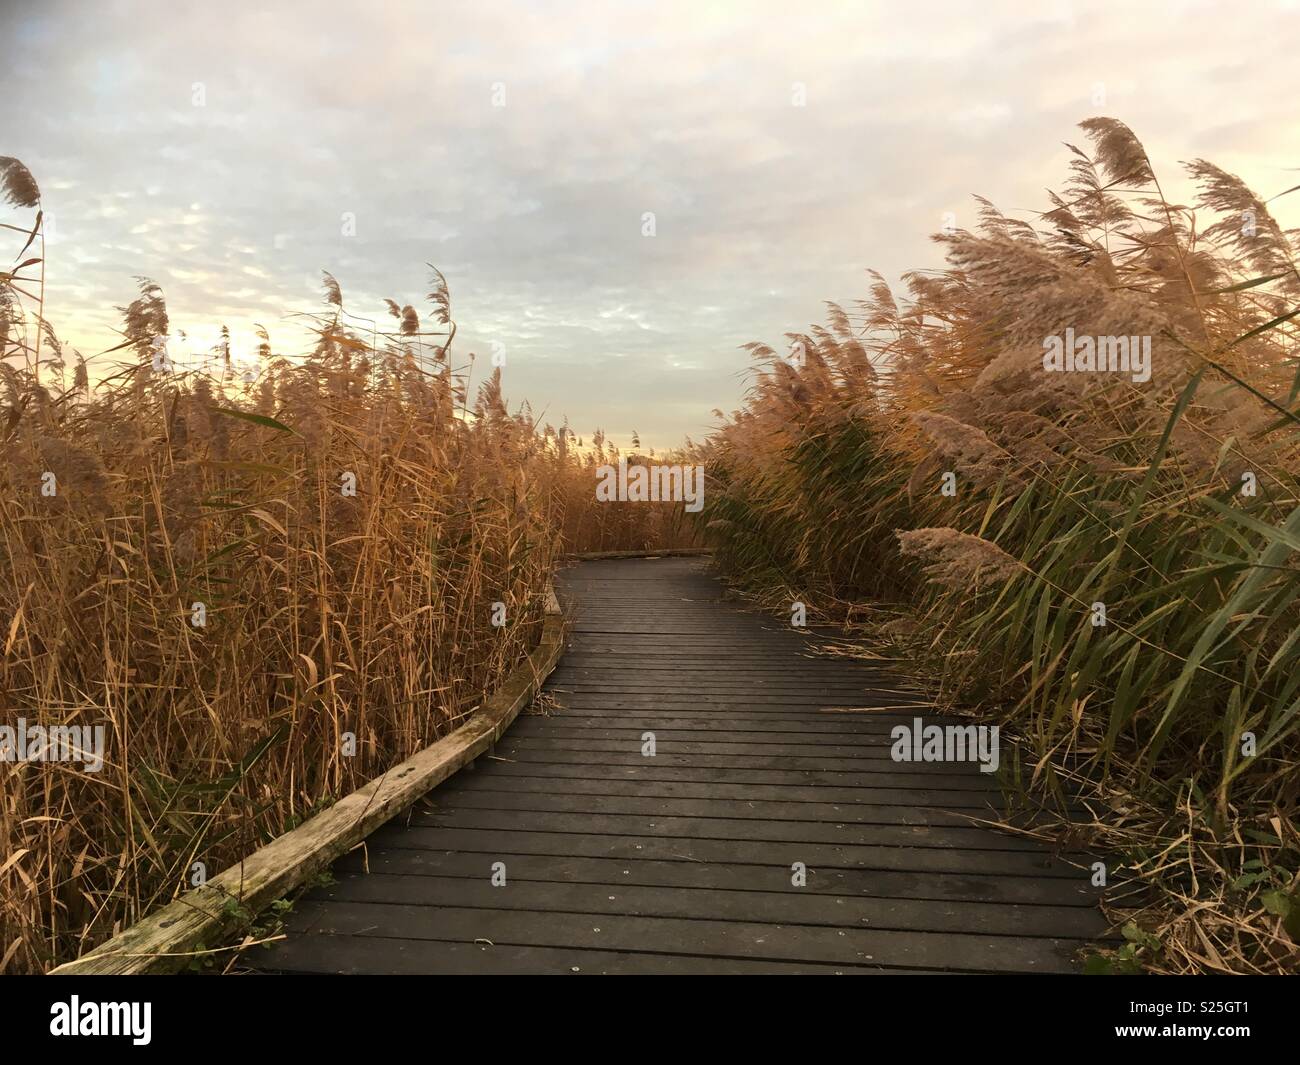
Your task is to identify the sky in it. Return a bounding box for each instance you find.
[2,0,1298,450]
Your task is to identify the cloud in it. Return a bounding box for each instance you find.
[2,0,1296,448]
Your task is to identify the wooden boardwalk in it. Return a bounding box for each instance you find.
[256,557,1107,974]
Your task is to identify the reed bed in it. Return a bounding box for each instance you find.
[0,155,686,972]
[699,119,1300,973]
[554,430,705,554]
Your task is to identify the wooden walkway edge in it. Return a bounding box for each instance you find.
[256,557,1108,975]
[51,586,565,975]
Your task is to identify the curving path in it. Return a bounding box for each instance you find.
[255,556,1107,974]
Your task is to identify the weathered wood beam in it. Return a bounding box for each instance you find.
[50,588,566,975]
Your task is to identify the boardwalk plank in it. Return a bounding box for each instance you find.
[302,873,1107,938]
[407,807,1058,852]
[432,771,1011,807]
[359,825,1085,877]
[467,759,1008,791]
[329,849,1102,906]
[419,787,1054,829]
[283,900,1086,973]
[259,935,916,974]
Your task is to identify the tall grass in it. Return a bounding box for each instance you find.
[554,429,704,554]
[699,119,1300,973]
[0,157,687,972]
